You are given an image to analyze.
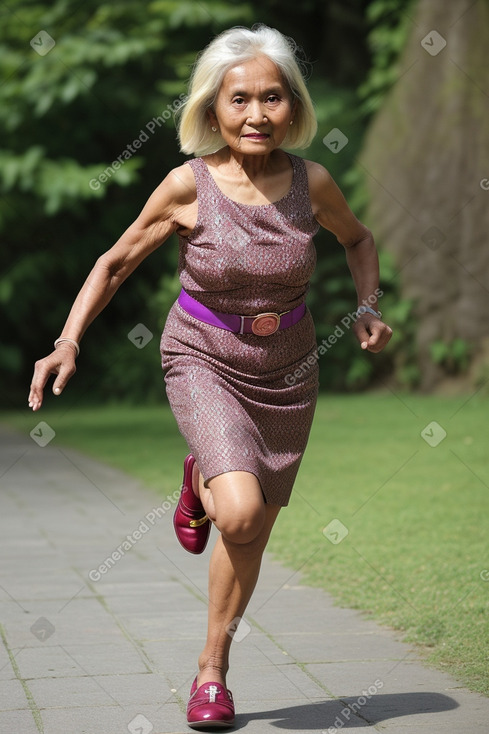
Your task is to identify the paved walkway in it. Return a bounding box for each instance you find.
[1,425,488,734]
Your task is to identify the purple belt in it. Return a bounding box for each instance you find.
[177,289,306,336]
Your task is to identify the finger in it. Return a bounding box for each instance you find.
[29,357,58,410]
[28,352,74,410]
[367,324,392,353]
[28,393,43,412]
[52,362,76,396]
[367,324,381,348]
[29,376,47,411]
[354,322,371,350]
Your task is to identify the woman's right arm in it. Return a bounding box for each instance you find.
[28,165,196,411]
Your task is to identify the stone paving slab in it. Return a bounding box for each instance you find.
[0,709,41,733]
[1,425,488,733]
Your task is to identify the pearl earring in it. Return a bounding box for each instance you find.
[211,126,217,132]
[289,120,294,126]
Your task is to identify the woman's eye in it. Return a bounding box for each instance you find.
[233,97,245,105]
[266,95,280,103]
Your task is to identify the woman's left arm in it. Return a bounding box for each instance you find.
[307,161,393,353]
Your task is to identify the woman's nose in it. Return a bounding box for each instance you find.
[246,102,267,125]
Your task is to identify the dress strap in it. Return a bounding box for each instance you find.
[288,153,308,194]
[184,157,218,217]
[185,157,208,188]
[285,153,316,222]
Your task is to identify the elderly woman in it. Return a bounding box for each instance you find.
[29,24,392,730]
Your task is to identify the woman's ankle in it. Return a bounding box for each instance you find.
[197,658,228,688]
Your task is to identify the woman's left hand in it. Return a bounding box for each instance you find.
[353,315,393,353]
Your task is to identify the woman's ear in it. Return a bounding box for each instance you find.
[207,107,218,130]
[290,98,298,123]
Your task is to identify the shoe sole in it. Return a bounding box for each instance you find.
[187,722,234,730]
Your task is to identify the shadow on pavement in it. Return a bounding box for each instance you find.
[234,692,459,729]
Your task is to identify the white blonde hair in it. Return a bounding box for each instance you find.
[177,24,317,155]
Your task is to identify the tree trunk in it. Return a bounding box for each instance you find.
[360,0,489,389]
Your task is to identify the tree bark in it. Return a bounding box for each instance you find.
[360,0,489,389]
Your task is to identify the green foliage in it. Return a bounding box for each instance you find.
[430,338,472,375]
[358,0,416,114]
[373,250,421,389]
[304,83,366,391]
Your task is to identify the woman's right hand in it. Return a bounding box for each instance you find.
[28,344,77,412]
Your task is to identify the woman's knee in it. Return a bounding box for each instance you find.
[218,501,266,545]
[206,471,266,545]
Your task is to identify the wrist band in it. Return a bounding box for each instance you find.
[356,305,382,320]
[54,337,80,357]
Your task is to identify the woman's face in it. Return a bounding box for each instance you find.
[209,55,296,155]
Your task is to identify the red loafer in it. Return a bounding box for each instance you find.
[187,676,235,729]
[173,455,211,554]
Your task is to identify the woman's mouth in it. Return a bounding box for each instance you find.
[243,133,270,140]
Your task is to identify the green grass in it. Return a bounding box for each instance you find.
[2,392,489,695]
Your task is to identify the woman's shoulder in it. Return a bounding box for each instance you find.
[301,158,332,182]
[140,163,197,222]
[300,159,335,197]
[163,161,198,204]
[288,158,342,219]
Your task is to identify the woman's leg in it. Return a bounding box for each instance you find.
[192,468,281,688]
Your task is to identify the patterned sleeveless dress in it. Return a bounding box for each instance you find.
[160,153,320,506]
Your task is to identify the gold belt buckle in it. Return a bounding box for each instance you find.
[251,312,281,336]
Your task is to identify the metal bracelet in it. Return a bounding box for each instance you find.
[356,305,382,320]
[54,337,80,357]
